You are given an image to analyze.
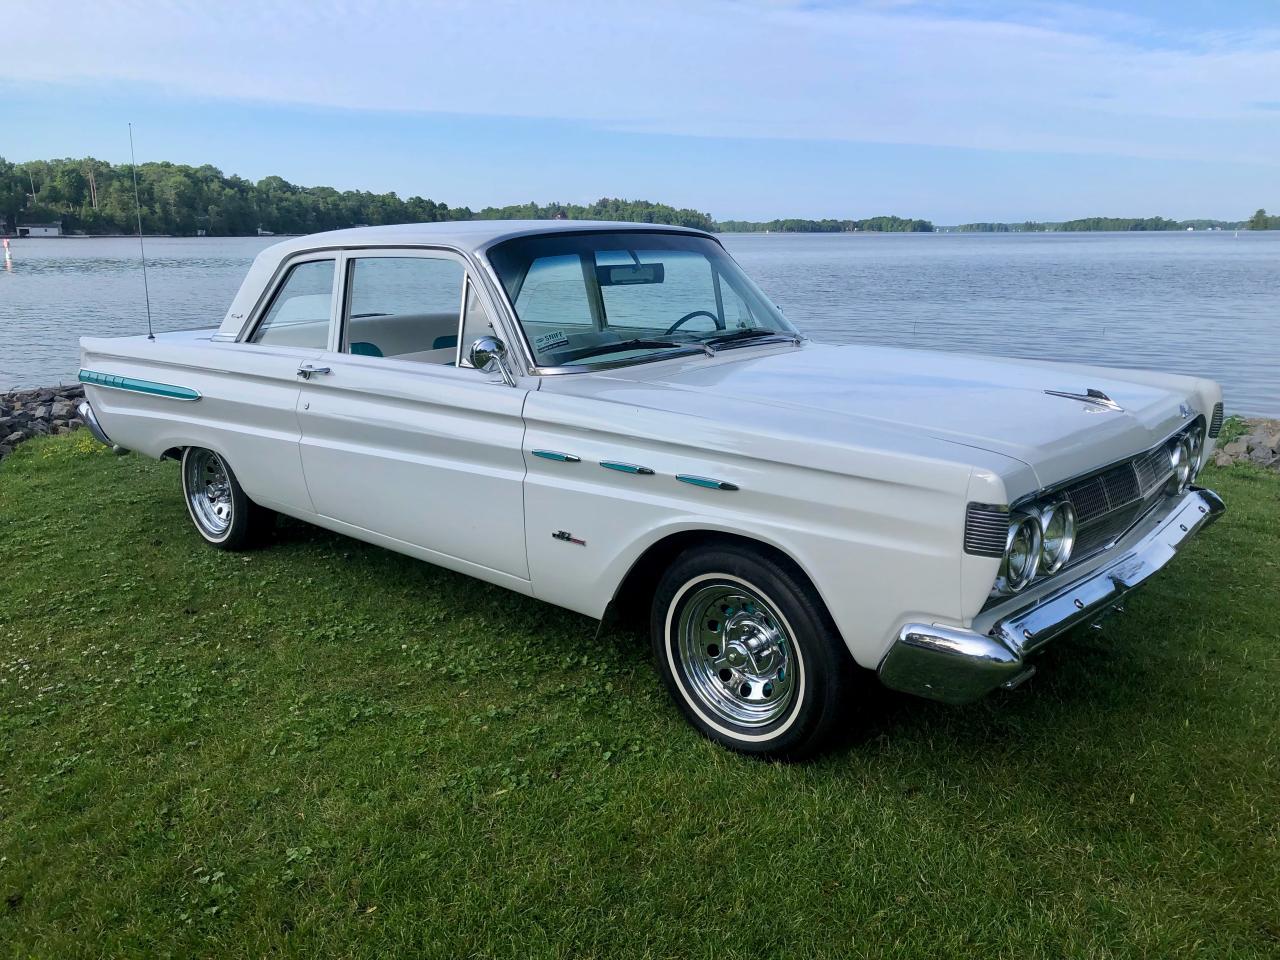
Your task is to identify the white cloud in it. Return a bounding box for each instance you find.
[7,0,1280,163]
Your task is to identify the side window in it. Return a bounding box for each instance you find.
[457,281,496,368]
[514,254,595,329]
[251,259,335,348]
[342,256,465,363]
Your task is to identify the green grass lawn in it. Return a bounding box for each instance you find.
[2,433,1278,958]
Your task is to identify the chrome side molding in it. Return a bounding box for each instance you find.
[79,369,201,401]
[676,474,739,491]
[600,461,655,475]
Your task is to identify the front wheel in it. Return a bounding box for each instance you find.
[180,447,274,550]
[651,542,859,759]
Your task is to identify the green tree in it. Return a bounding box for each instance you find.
[1249,208,1269,230]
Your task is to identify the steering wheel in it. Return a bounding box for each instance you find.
[665,310,723,335]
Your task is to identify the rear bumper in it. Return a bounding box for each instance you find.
[877,485,1225,705]
[76,400,114,447]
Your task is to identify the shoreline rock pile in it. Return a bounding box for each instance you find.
[1,384,87,461]
[1213,418,1280,471]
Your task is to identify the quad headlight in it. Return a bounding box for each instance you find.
[1038,500,1076,575]
[1168,434,1193,493]
[985,418,1205,599]
[1002,514,1042,593]
[1186,425,1205,482]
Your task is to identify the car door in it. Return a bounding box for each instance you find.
[296,248,530,582]
[224,253,341,514]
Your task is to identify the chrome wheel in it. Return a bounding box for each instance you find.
[184,448,234,538]
[675,580,798,729]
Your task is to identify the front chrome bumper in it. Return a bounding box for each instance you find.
[878,486,1225,705]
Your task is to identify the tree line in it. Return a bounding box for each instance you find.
[949,215,1270,232]
[3,156,1274,236]
[0,157,715,236]
[715,216,934,233]
[1248,208,1280,230]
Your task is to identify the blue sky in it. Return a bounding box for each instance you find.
[2,0,1277,223]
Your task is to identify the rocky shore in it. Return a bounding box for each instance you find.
[1213,418,1280,470]
[1,385,1279,473]
[1,384,88,461]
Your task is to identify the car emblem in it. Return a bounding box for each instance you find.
[1179,403,1193,419]
[1044,388,1123,412]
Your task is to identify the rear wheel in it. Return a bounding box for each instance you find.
[651,542,858,758]
[180,447,274,549]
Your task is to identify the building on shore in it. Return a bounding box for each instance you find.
[17,222,63,237]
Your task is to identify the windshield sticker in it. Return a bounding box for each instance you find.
[535,330,569,351]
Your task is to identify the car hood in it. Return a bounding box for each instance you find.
[576,342,1202,489]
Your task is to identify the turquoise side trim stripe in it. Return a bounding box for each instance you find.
[79,369,201,402]
[600,461,655,475]
[532,449,581,463]
[676,474,739,491]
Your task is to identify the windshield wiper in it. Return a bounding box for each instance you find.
[557,338,696,363]
[702,328,803,354]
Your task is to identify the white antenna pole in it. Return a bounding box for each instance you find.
[128,123,155,341]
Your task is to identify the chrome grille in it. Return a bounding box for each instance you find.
[1132,447,1169,493]
[1060,443,1173,560]
[964,503,1008,557]
[1208,402,1224,438]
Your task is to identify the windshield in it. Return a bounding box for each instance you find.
[486,231,799,369]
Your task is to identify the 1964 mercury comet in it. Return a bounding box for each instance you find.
[78,221,1225,757]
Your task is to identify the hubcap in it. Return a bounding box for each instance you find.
[675,582,798,728]
[185,449,233,537]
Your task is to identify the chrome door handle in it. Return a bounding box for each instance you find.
[297,363,332,380]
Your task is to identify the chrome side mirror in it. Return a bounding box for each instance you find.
[468,336,516,386]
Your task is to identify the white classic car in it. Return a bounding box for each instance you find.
[78,221,1225,757]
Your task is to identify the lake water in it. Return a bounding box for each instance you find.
[2,231,1276,415]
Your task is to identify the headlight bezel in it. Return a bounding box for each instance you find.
[1000,513,1042,593]
[1169,434,1193,493]
[1186,424,1205,481]
[1038,500,1077,575]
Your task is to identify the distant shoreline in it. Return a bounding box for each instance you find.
[1,228,1266,241]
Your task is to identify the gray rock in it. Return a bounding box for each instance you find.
[1222,439,1249,457]
[1213,450,1235,467]
[50,399,75,420]
[3,431,23,446]
[1248,446,1277,466]
[30,404,50,421]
